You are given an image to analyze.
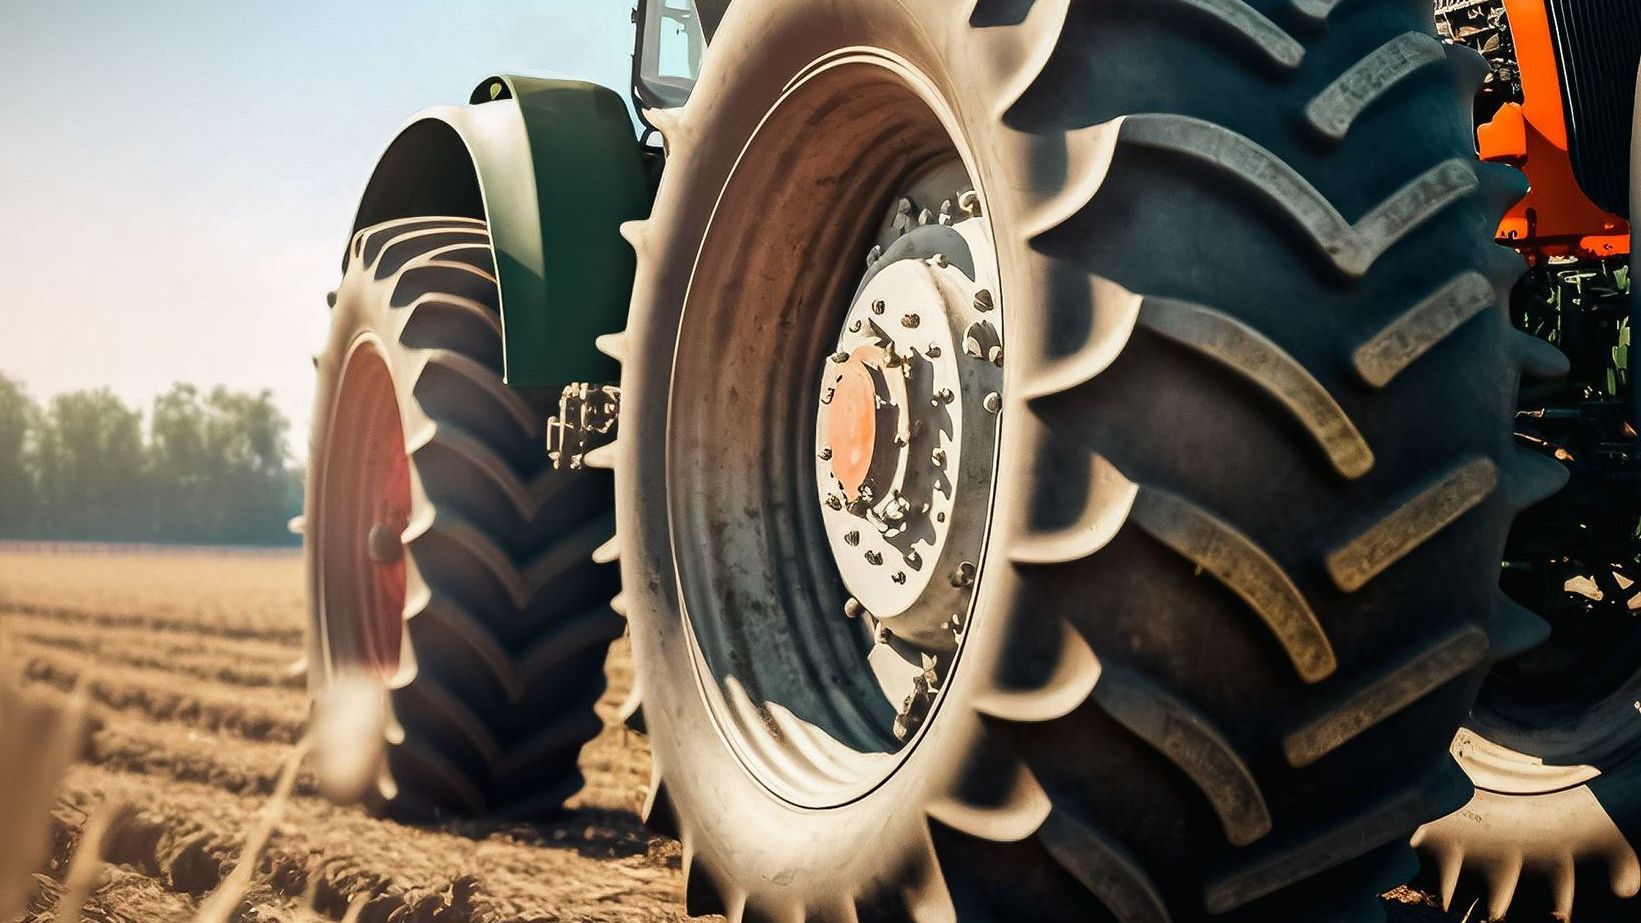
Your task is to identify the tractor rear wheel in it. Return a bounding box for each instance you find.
[1415,526,1641,919]
[305,216,621,820]
[611,1,1545,920]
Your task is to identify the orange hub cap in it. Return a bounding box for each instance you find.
[826,349,884,498]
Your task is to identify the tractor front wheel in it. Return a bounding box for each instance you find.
[305,217,621,819]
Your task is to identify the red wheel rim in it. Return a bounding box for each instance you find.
[320,339,411,678]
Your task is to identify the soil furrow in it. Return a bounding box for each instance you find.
[21,650,307,744]
[14,625,305,691]
[2,601,304,646]
[85,709,323,799]
[51,764,691,923]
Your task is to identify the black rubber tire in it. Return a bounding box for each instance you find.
[1414,424,1641,919]
[1409,52,1641,916]
[1413,727,1641,921]
[305,216,622,820]
[613,1,1557,920]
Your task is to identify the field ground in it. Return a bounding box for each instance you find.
[1,547,1475,922]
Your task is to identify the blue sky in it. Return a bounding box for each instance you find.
[0,2,635,449]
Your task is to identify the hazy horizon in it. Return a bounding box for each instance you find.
[1,2,635,453]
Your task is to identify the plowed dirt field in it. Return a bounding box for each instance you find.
[1,547,1466,922]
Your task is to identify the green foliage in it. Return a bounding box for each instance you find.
[0,374,301,546]
[0,372,37,528]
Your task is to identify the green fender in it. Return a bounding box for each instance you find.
[351,76,653,388]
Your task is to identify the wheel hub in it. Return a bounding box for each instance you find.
[657,63,1013,793]
[367,521,404,564]
[814,192,1004,656]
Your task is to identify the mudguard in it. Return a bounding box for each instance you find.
[350,76,652,388]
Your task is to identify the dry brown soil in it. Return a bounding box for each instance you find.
[0,547,1474,922]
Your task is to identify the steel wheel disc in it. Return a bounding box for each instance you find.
[318,338,410,679]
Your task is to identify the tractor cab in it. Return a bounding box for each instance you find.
[632,0,725,113]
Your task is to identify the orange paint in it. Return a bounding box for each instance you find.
[826,350,882,498]
[1481,0,1630,262]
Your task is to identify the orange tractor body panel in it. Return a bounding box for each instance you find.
[1482,0,1630,262]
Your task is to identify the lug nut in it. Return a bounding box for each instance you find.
[974,289,994,312]
[984,392,1002,414]
[844,597,866,620]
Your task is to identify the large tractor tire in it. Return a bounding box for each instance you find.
[610,0,1549,920]
[1414,727,1641,921]
[305,216,622,820]
[1413,457,1641,920]
[1407,8,1641,920]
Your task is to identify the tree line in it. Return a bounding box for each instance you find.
[0,371,303,546]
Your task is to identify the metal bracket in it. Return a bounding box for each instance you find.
[547,383,621,470]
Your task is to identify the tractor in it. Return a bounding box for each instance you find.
[300,0,1641,919]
